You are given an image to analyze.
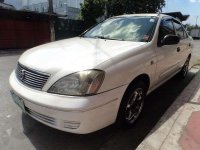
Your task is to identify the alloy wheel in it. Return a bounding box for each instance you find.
[125,88,144,124]
[183,59,189,77]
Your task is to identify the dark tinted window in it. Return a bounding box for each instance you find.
[173,21,187,39]
[158,19,175,41]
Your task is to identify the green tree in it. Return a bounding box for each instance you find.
[80,0,105,28]
[81,0,165,27]
[186,24,200,32]
[107,0,165,16]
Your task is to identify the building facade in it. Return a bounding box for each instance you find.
[22,0,84,20]
[0,8,51,49]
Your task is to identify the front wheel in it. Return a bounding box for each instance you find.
[116,81,147,127]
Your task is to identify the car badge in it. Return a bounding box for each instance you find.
[21,69,26,80]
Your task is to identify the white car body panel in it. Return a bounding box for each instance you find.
[10,71,128,134]
[9,14,193,134]
[19,37,146,91]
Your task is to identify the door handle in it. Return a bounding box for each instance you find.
[177,47,181,52]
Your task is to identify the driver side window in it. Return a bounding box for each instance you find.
[158,19,175,44]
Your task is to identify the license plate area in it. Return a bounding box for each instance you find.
[11,91,25,112]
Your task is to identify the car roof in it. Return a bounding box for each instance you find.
[112,14,183,23]
[115,13,169,18]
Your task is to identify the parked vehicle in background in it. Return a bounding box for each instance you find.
[190,29,200,39]
[10,14,193,134]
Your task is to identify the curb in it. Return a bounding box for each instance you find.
[0,50,25,56]
[137,67,200,150]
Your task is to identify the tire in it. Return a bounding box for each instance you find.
[116,80,148,128]
[178,57,190,79]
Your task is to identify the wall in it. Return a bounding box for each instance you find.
[0,8,85,49]
[0,15,50,49]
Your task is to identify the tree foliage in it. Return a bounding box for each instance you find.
[107,0,165,16]
[186,24,200,31]
[80,0,105,27]
[81,0,166,27]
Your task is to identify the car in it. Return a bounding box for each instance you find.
[9,13,193,134]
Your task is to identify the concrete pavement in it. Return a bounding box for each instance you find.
[191,40,200,66]
[137,66,200,150]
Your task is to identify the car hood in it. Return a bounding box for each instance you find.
[19,37,146,74]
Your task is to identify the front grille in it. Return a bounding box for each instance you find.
[16,63,50,90]
[26,107,56,126]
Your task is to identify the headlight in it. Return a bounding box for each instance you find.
[48,70,105,96]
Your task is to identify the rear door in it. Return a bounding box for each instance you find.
[172,20,191,67]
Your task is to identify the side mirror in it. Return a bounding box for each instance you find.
[161,35,180,46]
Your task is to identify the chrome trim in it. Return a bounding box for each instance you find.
[16,63,50,90]
[26,107,80,129]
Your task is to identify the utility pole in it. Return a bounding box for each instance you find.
[166,0,168,12]
[48,0,55,41]
[104,0,108,19]
[196,16,199,28]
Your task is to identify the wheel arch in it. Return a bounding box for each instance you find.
[125,74,150,95]
[116,73,151,126]
[188,53,191,60]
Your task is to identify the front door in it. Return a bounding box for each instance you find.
[155,18,180,83]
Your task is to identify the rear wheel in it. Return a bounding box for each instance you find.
[117,81,147,127]
[178,57,190,79]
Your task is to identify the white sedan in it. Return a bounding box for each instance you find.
[10,14,192,134]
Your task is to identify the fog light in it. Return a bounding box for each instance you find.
[64,121,80,129]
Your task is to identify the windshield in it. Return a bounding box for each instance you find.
[83,16,158,42]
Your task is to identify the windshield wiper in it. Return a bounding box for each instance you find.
[79,34,85,37]
[94,36,117,40]
[94,35,107,39]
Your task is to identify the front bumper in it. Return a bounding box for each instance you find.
[9,71,127,134]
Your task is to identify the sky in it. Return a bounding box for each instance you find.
[3,0,200,25]
[162,0,200,25]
